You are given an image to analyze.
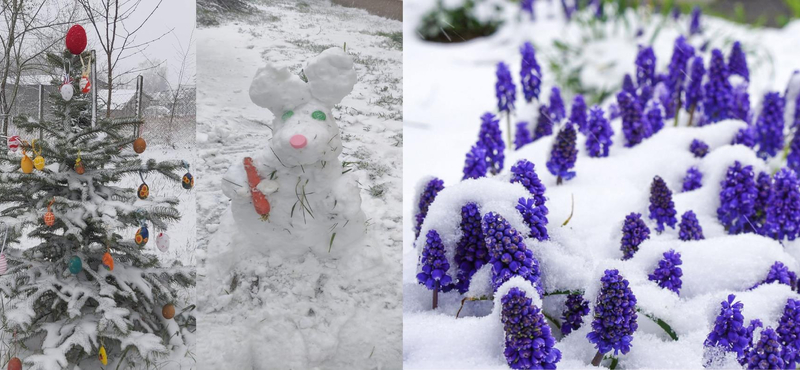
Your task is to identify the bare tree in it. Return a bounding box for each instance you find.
[144,28,194,145]
[76,0,172,118]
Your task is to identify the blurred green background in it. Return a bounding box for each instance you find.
[663,0,800,28]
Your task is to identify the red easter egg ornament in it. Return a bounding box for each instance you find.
[65,25,87,55]
[7,357,22,370]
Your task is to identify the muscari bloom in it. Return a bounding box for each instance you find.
[521,0,535,20]
[621,212,650,260]
[732,83,751,123]
[718,161,758,234]
[753,261,797,290]
[754,171,772,222]
[546,122,578,184]
[510,159,548,211]
[417,229,453,291]
[463,144,488,180]
[520,42,542,103]
[415,178,445,239]
[533,105,553,141]
[703,49,733,124]
[729,41,749,82]
[454,203,488,293]
[609,103,621,121]
[683,166,703,192]
[745,327,788,370]
[646,101,664,136]
[777,299,800,368]
[678,210,704,241]
[704,294,755,361]
[478,112,506,174]
[618,91,648,147]
[587,269,638,356]
[496,62,516,114]
[561,293,590,336]
[570,94,588,133]
[665,36,695,118]
[483,212,543,294]
[501,287,562,369]
[622,74,636,96]
[690,6,702,35]
[649,176,678,233]
[515,121,533,150]
[755,92,785,159]
[684,56,706,113]
[516,197,549,241]
[762,168,800,241]
[732,125,757,148]
[789,131,800,175]
[549,87,566,122]
[585,106,613,157]
[636,46,657,88]
[648,249,683,294]
[690,139,710,158]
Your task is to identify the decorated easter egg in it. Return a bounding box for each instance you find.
[80,75,91,94]
[65,25,87,55]
[133,137,147,154]
[21,154,33,174]
[60,83,74,101]
[138,183,149,200]
[68,256,82,274]
[33,155,45,171]
[156,233,169,252]
[75,158,85,174]
[7,357,22,370]
[7,135,20,152]
[182,172,194,190]
[98,345,107,365]
[162,303,175,319]
[102,252,114,271]
[135,225,149,247]
[43,210,55,226]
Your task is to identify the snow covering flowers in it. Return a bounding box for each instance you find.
[483,212,542,294]
[753,261,797,290]
[704,294,756,362]
[478,112,506,174]
[718,161,757,234]
[570,94,587,133]
[549,87,566,122]
[683,166,703,192]
[762,168,800,241]
[533,105,553,141]
[703,49,733,124]
[755,92,785,159]
[649,176,677,232]
[665,36,695,118]
[520,42,542,103]
[585,106,613,157]
[728,41,749,82]
[690,139,709,158]
[777,299,800,368]
[636,46,657,88]
[515,122,533,150]
[415,178,445,239]
[516,197,548,241]
[416,229,453,291]
[501,287,562,369]
[496,62,516,113]
[618,91,647,147]
[587,269,638,356]
[620,212,650,260]
[546,122,578,184]
[462,144,488,180]
[684,56,705,115]
[510,159,548,211]
[454,203,488,293]
[679,210,704,241]
[648,249,683,294]
[744,328,788,369]
[560,293,590,336]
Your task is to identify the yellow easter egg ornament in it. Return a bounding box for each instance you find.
[21,151,33,174]
[98,345,108,365]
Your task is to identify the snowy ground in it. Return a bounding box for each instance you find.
[404,1,800,369]
[195,1,402,369]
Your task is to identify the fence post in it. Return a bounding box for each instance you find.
[38,84,44,140]
[91,50,97,128]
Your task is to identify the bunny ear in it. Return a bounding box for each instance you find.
[249,63,312,115]
[305,47,357,107]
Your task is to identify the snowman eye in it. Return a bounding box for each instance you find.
[311,111,326,121]
[282,111,294,121]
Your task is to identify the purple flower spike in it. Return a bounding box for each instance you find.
[755,92,785,159]
[636,46,657,88]
[417,229,453,291]
[718,161,757,234]
[570,94,588,133]
[415,178,444,239]
[777,299,800,368]
[665,36,695,119]
[649,176,678,233]
[520,42,542,103]
[704,294,755,362]
[762,168,800,241]
[618,91,647,147]
[532,104,553,141]
[732,125,757,148]
[501,288,562,369]
[752,261,797,290]
[483,212,542,294]
[514,121,533,150]
[454,203,489,293]
[622,74,636,96]
[585,106,614,157]
[463,144,488,180]
[648,249,683,294]
[690,139,709,158]
[683,166,703,192]
[521,0,535,20]
[561,293,590,336]
[690,6,702,35]
[646,101,664,136]
[684,56,705,114]
[731,84,751,123]
[620,212,650,260]
[678,210,704,241]
[729,41,750,82]
[788,130,800,174]
[549,87,566,122]
[587,269,638,356]
[510,159,548,211]
[703,49,733,124]
[745,328,788,369]
[496,62,516,114]
[516,197,549,241]
[546,122,578,184]
[478,112,506,174]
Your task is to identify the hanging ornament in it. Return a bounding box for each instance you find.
[20,144,33,174]
[43,199,55,227]
[135,222,149,247]
[60,83,74,101]
[74,152,85,175]
[7,357,21,370]
[65,25,87,55]
[80,74,91,94]
[244,157,271,218]
[31,140,44,171]
[133,137,147,154]
[98,345,108,365]
[7,135,20,152]
[68,256,82,275]
[181,161,194,190]
[156,232,169,252]
[162,303,175,320]
[102,249,114,271]
[137,171,149,200]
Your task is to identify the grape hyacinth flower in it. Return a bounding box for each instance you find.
[685,56,705,126]
[665,36,695,119]
[753,261,797,290]
[570,94,588,133]
[648,249,683,294]
[620,213,650,260]
[762,168,800,241]
[463,144,488,180]
[501,287,562,369]
[585,106,613,157]
[510,159,548,211]
[777,299,800,368]
[689,6,702,35]
[514,122,533,150]
[755,92,785,159]
[789,132,800,174]
[609,103,621,121]
[622,74,636,96]
[671,6,680,20]
[646,102,664,136]
[678,210,704,241]
[683,166,703,192]
[417,229,453,308]
[731,83,751,123]
[496,62,516,113]
[546,122,578,185]
[649,176,678,233]
[483,212,542,294]
[703,49,733,124]
[704,294,754,362]
[521,0,535,20]
[587,269,638,364]
[718,161,757,234]
[618,91,648,147]
[754,171,772,220]
[636,46,657,88]
[690,139,709,158]
[745,328,788,369]
[549,87,566,122]
[414,178,445,239]
[478,112,506,174]
[520,42,542,103]
[560,293,590,336]
[532,104,553,141]
[454,203,488,293]
[728,41,749,82]
[732,125,757,148]
[516,197,549,241]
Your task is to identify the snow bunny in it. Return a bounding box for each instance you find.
[221,47,366,257]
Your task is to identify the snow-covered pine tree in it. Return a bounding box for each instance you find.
[0,50,194,368]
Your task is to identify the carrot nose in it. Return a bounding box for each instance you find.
[290,134,307,149]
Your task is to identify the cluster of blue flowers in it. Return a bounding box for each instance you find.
[483,212,542,294]
[635,46,657,88]
[788,131,800,174]
[754,172,772,221]
[745,328,788,369]
[454,203,488,293]
[690,139,709,158]
[549,87,566,122]
[620,212,650,260]
[728,41,749,82]
[684,56,705,116]
[683,166,703,192]
[496,62,516,114]
[733,125,757,148]
[622,74,636,96]
[415,178,445,239]
[501,287,562,369]
[753,261,797,290]
[416,229,453,291]
[477,112,506,174]
[732,84,751,123]
[762,168,800,240]
[587,269,638,356]
[679,210,704,241]
[645,102,663,135]
[703,49,733,124]
[665,36,695,118]
[585,106,613,157]
[510,159,548,210]
[515,122,533,150]
[718,161,757,234]
[649,176,678,232]
[520,42,542,102]
[777,299,800,368]
[560,293,590,336]
[516,198,549,241]
[533,105,553,141]
[570,94,588,133]
[546,122,578,184]
[648,249,683,294]
[704,294,758,362]
[618,91,648,147]
[462,144,488,180]
[755,92,785,159]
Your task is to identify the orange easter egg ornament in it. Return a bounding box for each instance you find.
[162,303,175,319]
[133,137,146,154]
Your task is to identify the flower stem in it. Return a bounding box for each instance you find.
[673,95,681,127]
[687,104,696,127]
[507,112,513,149]
[432,283,439,310]
[591,350,604,366]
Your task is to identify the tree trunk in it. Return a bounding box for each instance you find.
[1,0,21,135]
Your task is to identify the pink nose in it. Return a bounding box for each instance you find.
[290,134,307,149]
